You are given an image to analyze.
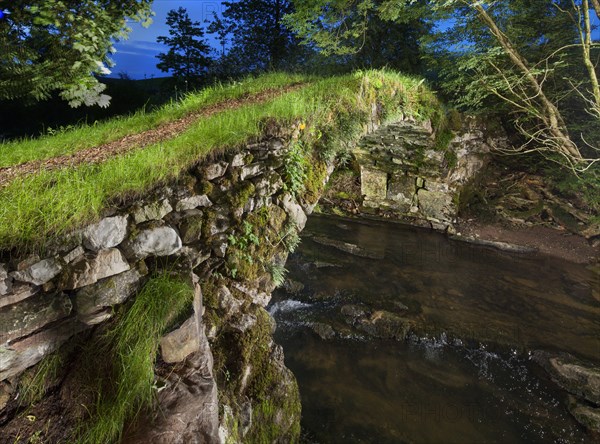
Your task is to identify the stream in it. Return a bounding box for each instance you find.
[268,215,600,443]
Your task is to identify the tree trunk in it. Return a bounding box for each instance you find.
[582,0,600,111]
[472,3,582,161]
[591,0,600,17]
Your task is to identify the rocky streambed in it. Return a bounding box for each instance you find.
[269,214,600,443]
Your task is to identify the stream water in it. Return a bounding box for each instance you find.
[268,215,600,443]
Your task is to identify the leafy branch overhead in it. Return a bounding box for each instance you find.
[288,0,600,173]
[0,0,153,107]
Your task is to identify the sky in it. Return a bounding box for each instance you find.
[110,0,224,79]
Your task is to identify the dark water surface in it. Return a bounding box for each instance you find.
[269,215,600,443]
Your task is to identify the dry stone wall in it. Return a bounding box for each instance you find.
[0,133,325,442]
[355,117,508,231]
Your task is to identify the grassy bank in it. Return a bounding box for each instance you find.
[0,70,443,250]
[0,72,309,168]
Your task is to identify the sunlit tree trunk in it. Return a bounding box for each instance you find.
[581,0,600,111]
[471,2,583,161]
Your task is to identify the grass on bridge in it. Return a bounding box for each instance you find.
[0,70,445,251]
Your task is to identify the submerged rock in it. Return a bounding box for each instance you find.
[311,322,336,340]
[569,402,600,434]
[532,351,600,405]
[357,310,411,341]
[312,236,384,259]
[282,278,304,295]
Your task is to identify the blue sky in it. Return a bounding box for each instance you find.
[110,1,224,78]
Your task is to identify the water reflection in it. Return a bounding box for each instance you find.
[270,215,599,443]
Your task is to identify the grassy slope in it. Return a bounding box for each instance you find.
[0,72,309,168]
[0,70,443,250]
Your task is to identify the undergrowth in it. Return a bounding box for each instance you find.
[74,274,194,444]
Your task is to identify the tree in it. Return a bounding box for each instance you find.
[208,0,305,74]
[288,0,600,173]
[156,7,212,87]
[0,0,153,107]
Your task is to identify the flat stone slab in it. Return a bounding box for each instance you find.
[10,258,62,286]
[0,319,87,381]
[0,292,72,344]
[62,248,130,290]
[75,267,145,315]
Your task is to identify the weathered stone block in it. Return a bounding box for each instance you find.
[179,211,204,244]
[124,227,183,260]
[387,175,415,206]
[0,264,10,296]
[10,258,62,286]
[74,266,146,315]
[132,199,173,223]
[0,283,38,309]
[82,215,128,251]
[230,152,247,167]
[418,189,455,222]
[63,246,85,264]
[254,171,283,196]
[160,316,200,364]
[176,195,212,212]
[280,194,306,230]
[0,292,72,343]
[360,166,387,202]
[204,208,230,237]
[62,248,130,290]
[0,319,87,381]
[201,161,229,181]
[240,163,265,180]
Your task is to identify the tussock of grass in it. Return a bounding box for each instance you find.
[18,351,64,407]
[0,70,443,250]
[75,275,194,444]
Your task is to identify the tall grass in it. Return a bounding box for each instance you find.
[0,70,442,250]
[75,275,194,444]
[0,72,311,168]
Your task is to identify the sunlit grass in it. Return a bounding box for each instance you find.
[75,274,194,444]
[0,72,311,168]
[0,70,443,250]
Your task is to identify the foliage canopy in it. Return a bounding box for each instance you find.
[0,0,153,107]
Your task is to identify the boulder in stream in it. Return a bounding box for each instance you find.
[357,310,411,341]
[532,351,600,405]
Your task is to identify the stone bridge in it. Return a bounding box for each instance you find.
[355,118,502,231]
[0,110,504,443]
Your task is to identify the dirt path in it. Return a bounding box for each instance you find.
[0,83,305,189]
